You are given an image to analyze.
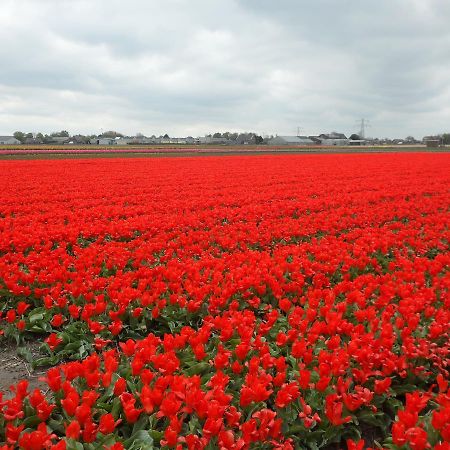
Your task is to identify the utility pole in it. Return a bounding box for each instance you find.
[356,119,370,139]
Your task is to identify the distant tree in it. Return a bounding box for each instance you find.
[101,130,123,138]
[163,133,170,139]
[349,134,361,140]
[255,135,264,144]
[442,133,450,145]
[36,133,45,141]
[213,132,222,138]
[229,133,238,141]
[72,134,90,144]
[405,136,416,143]
[51,130,70,137]
[13,131,26,143]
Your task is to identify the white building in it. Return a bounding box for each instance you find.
[91,138,117,145]
[0,136,21,145]
[267,135,315,145]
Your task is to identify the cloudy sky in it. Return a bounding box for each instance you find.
[1,0,449,138]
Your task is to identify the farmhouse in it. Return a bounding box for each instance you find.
[317,132,349,146]
[0,136,21,145]
[267,135,315,145]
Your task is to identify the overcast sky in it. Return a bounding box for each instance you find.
[1,0,449,138]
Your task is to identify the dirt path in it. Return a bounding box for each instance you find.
[0,341,48,398]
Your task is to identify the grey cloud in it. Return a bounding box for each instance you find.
[0,0,449,137]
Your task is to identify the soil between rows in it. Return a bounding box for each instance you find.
[0,340,48,398]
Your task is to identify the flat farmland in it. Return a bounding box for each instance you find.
[0,144,444,160]
[0,153,449,449]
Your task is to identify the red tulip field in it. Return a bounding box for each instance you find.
[0,153,449,450]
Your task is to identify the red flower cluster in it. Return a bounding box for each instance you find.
[0,153,449,449]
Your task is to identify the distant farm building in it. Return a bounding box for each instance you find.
[0,136,21,145]
[199,136,231,145]
[317,132,349,146]
[348,140,366,146]
[267,136,315,145]
[347,134,365,146]
[91,138,117,145]
[423,136,442,148]
[24,138,44,145]
[47,136,70,144]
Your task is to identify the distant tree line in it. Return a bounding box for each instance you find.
[14,130,64,143]
[11,130,265,144]
[13,130,76,144]
[209,132,264,144]
[10,129,450,145]
[12,130,125,144]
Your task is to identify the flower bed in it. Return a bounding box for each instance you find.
[0,153,449,449]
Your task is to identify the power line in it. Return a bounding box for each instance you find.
[356,118,370,139]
